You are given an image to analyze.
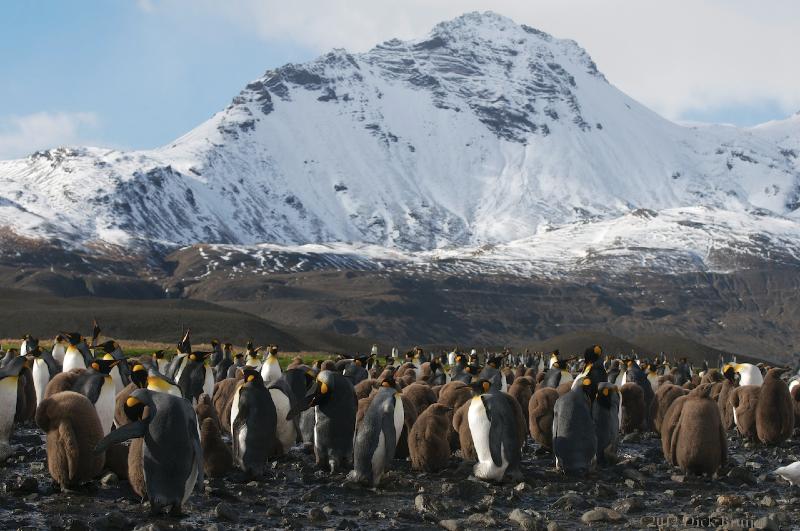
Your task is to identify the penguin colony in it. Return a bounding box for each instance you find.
[2,329,800,518]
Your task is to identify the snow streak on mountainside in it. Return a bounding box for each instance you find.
[0,11,798,275]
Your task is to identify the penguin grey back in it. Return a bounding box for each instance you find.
[553,386,596,475]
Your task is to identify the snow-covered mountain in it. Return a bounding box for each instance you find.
[1,11,799,275]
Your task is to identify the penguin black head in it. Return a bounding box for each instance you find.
[124,394,148,422]
[131,363,148,388]
[379,376,399,390]
[486,356,502,369]
[269,345,279,355]
[241,368,263,385]
[234,352,244,361]
[211,338,219,347]
[153,350,165,361]
[189,351,211,363]
[61,332,83,346]
[454,354,467,368]
[469,379,492,396]
[306,370,334,407]
[90,358,120,375]
[722,364,737,382]
[224,342,233,350]
[91,319,101,341]
[94,340,119,354]
[0,355,28,378]
[584,345,602,363]
[429,360,441,374]
[595,383,618,405]
[177,329,191,354]
[29,346,42,358]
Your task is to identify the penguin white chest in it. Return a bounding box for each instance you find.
[392,394,404,445]
[52,344,66,364]
[110,366,125,395]
[230,387,245,457]
[202,366,214,397]
[97,377,116,434]
[32,359,49,406]
[63,348,85,372]
[261,360,281,385]
[738,365,763,387]
[156,359,168,374]
[468,397,507,480]
[269,388,295,453]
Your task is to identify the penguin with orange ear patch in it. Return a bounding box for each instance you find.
[592,382,619,465]
[467,379,523,482]
[553,378,596,475]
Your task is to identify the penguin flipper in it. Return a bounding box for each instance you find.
[94,420,147,454]
[81,375,105,404]
[483,396,504,467]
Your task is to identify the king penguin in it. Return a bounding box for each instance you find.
[51,335,67,365]
[230,368,278,475]
[467,379,523,482]
[553,378,597,475]
[260,345,282,386]
[306,369,357,473]
[723,363,764,387]
[61,332,90,372]
[592,382,620,466]
[0,356,28,461]
[73,358,121,434]
[30,345,60,407]
[351,376,405,486]
[95,389,203,515]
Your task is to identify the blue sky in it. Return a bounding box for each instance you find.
[1,0,797,158]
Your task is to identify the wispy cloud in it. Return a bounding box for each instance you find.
[0,112,101,160]
[135,0,156,13]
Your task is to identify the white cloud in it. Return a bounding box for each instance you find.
[135,0,155,13]
[0,112,101,160]
[178,0,800,122]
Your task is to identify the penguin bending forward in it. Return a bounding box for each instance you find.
[95,389,203,515]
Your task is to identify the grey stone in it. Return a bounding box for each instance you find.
[439,519,463,531]
[509,508,541,530]
[215,502,239,522]
[308,507,327,523]
[612,497,644,514]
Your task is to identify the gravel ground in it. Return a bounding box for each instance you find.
[1,424,798,530]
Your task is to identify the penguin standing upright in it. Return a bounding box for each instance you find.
[95,389,203,515]
[260,345,282,386]
[147,366,183,397]
[479,355,507,392]
[226,352,246,379]
[0,357,28,460]
[177,352,214,404]
[62,332,89,372]
[244,341,263,369]
[214,343,233,383]
[51,335,67,365]
[94,340,129,394]
[307,369,357,473]
[592,382,620,466]
[167,329,193,381]
[543,360,573,388]
[664,384,727,476]
[351,377,405,486]
[30,345,60,406]
[230,369,278,475]
[755,368,794,445]
[73,358,121,434]
[553,378,597,475]
[153,350,169,375]
[467,379,523,481]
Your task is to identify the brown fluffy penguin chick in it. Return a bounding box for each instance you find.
[730,385,761,441]
[514,367,526,379]
[508,378,534,430]
[320,360,336,371]
[430,385,442,399]
[35,391,105,489]
[128,437,146,498]
[620,383,646,433]
[44,368,83,399]
[104,442,129,480]
[437,381,472,411]
[505,391,528,445]
[756,368,795,445]
[657,374,674,387]
[716,379,737,430]
[452,401,476,461]
[409,403,453,472]
[354,379,377,400]
[669,384,727,476]
[212,378,240,435]
[652,383,688,434]
[525,368,537,379]
[195,393,221,427]
[660,395,688,463]
[402,383,437,416]
[528,387,559,449]
[701,369,723,385]
[200,417,233,477]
